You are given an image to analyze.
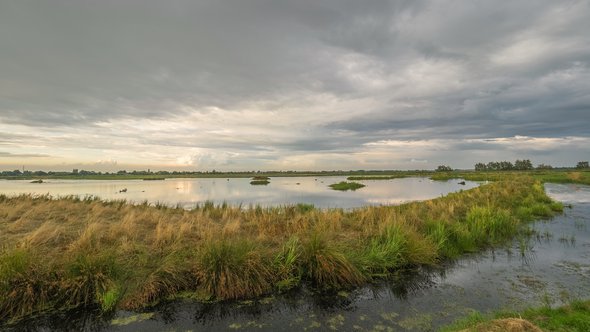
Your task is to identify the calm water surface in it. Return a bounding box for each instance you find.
[0,177,478,209]
[6,183,590,331]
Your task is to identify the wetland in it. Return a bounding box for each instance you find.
[1,175,589,331]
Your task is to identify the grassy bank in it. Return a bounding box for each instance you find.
[4,168,589,186]
[430,169,590,185]
[0,177,563,324]
[442,299,590,332]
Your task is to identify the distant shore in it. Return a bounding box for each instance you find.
[2,168,588,185]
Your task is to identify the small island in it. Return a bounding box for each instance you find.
[250,176,270,185]
[328,181,365,191]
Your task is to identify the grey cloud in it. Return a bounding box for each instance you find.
[0,0,589,169]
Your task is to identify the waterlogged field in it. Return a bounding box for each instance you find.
[0,176,569,329]
[0,176,478,209]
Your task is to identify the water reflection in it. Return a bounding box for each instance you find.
[0,177,479,209]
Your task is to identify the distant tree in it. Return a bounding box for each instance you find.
[577,161,589,169]
[536,163,553,170]
[474,163,487,171]
[514,159,533,170]
[436,165,453,172]
[499,161,514,170]
[487,161,499,171]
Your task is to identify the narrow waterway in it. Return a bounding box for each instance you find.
[9,183,590,331]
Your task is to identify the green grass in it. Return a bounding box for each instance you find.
[430,169,590,185]
[250,180,270,185]
[0,176,566,324]
[328,181,366,191]
[346,175,408,180]
[442,299,590,332]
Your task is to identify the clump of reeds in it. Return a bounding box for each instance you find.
[194,239,275,300]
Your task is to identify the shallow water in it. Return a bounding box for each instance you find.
[0,177,478,209]
[6,183,590,331]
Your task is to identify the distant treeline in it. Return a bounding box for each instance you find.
[474,160,589,171]
[2,161,588,178]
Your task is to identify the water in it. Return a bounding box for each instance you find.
[0,177,478,209]
[6,183,590,331]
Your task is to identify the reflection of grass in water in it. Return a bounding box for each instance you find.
[0,177,565,323]
[558,234,577,246]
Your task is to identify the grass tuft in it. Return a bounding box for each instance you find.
[195,239,275,300]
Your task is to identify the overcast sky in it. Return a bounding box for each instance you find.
[1,0,589,171]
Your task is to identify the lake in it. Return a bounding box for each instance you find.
[0,176,479,209]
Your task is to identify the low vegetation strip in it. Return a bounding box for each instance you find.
[346,175,407,180]
[442,299,590,332]
[429,169,590,185]
[250,180,270,185]
[0,177,563,324]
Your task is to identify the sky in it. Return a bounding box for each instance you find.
[1,0,589,172]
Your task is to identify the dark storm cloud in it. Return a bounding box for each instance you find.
[0,0,589,169]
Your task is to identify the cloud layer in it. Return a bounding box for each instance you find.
[1,0,589,170]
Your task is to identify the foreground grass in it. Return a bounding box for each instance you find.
[0,177,563,324]
[442,299,590,332]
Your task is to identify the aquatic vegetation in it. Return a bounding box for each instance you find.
[328,181,365,191]
[346,175,407,180]
[442,299,590,332]
[0,176,564,324]
[250,180,270,185]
